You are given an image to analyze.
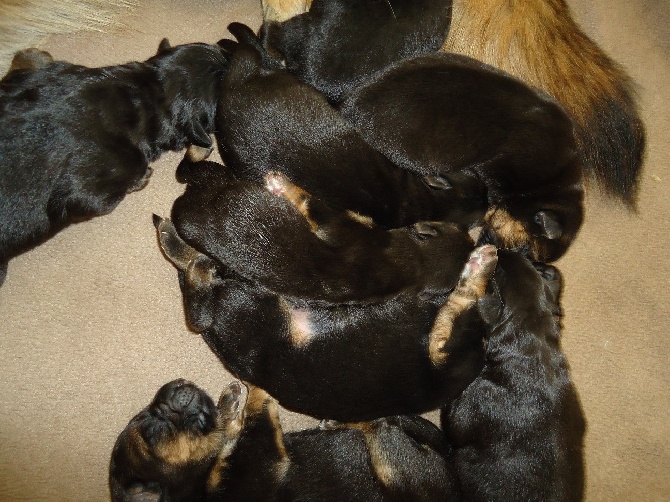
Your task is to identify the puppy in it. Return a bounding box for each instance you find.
[443,0,645,206]
[171,158,475,304]
[442,250,586,501]
[154,214,495,421]
[216,22,485,230]
[110,379,460,501]
[260,0,645,206]
[338,52,584,262]
[0,40,226,285]
[260,0,453,103]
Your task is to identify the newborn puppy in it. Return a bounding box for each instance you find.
[443,0,645,206]
[171,158,475,304]
[260,0,453,103]
[442,250,586,501]
[0,40,227,285]
[338,53,584,262]
[110,380,460,501]
[260,0,645,207]
[216,22,485,230]
[154,215,494,421]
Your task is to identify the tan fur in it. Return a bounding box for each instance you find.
[261,0,312,22]
[265,172,318,231]
[483,207,534,254]
[283,301,313,348]
[0,0,137,74]
[346,210,375,228]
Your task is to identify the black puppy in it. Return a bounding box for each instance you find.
[442,250,586,501]
[216,22,484,230]
[154,214,495,421]
[260,0,453,103]
[0,40,227,285]
[110,379,460,501]
[171,158,475,304]
[338,53,584,262]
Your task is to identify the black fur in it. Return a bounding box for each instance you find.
[338,52,584,262]
[0,40,227,285]
[217,23,485,230]
[261,0,453,104]
[154,214,489,421]
[441,250,586,501]
[110,380,460,501]
[171,158,475,304]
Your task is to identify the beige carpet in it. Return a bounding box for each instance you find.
[0,0,668,500]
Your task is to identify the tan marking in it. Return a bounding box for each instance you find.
[429,245,498,366]
[265,172,318,231]
[154,429,225,466]
[243,384,290,469]
[261,0,312,22]
[484,207,529,249]
[186,142,214,162]
[345,210,374,228]
[288,305,313,348]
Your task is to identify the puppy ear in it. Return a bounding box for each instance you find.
[534,210,562,239]
[157,38,171,54]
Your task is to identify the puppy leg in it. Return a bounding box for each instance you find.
[264,171,319,231]
[334,418,457,501]
[0,261,6,287]
[429,244,498,366]
[261,0,312,22]
[8,48,54,73]
[153,215,201,270]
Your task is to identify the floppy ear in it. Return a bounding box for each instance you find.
[157,38,171,54]
[534,210,563,239]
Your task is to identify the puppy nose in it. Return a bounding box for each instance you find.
[168,385,199,412]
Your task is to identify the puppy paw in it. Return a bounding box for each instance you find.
[429,245,497,366]
[458,244,498,295]
[128,167,153,192]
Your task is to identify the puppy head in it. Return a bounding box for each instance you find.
[109,380,247,502]
[478,249,563,335]
[148,41,229,148]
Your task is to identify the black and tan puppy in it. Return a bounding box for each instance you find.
[216,22,485,230]
[260,0,453,103]
[171,158,475,304]
[442,250,586,501]
[338,52,584,262]
[260,0,645,206]
[0,40,227,285]
[443,0,645,206]
[154,214,495,421]
[110,380,460,501]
